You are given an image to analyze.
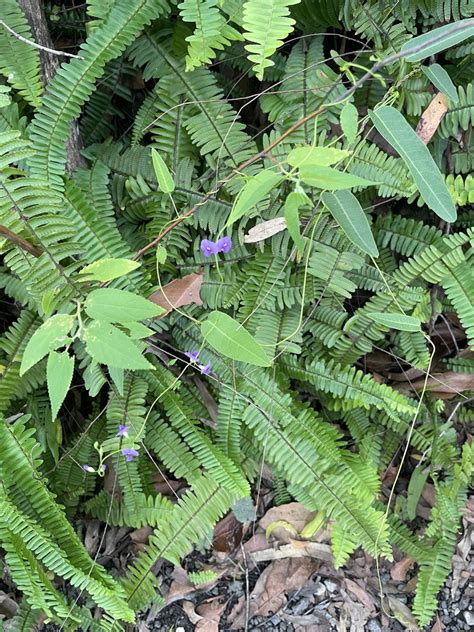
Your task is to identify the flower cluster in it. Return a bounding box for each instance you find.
[184,350,211,375]
[200,236,232,257]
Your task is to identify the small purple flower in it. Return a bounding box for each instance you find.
[200,239,219,257]
[101,464,107,472]
[199,363,212,375]
[116,424,129,438]
[216,236,232,254]
[82,464,95,473]
[184,351,200,363]
[122,447,139,462]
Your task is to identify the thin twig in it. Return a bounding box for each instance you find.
[0,18,83,59]
[0,225,42,257]
[134,18,474,260]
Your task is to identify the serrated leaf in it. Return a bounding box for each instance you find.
[47,351,74,420]
[84,288,165,323]
[20,314,75,375]
[287,146,350,168]
[79,258,140,282]
[421,64,458,103]
[340,102,358,145]
[367,312,421,332]
[151,148,175,193]
[226,170,283,227]
[299,166,377,190]
[201,311,271,367]
[370,107,456,222]
[84,321,153,370]
[284,191,308,255]
[322,190,378,257]
[401,19,474,62]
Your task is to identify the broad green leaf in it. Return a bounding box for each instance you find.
[123,321,154,339]
[284,191,308,255]
[201,311,271,367]
[226,170,283,227]
[79,258,140,282]
[156,245,167,264]
[322,191,379,257]
[47,351,74,420]
[20,314,75,375]
[367,312,421,332]
[370,107,456,222]
[421,64,458,103]
[299,166,377,190]
[151,148,175,193]
[340,102,359,145]
[287,146,350,168]
[109,366,124,396]
[84,321,153,370]
[84,288,165,323]
[406,467,430,521]
[401,19,474,62]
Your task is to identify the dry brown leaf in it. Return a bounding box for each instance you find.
[340,589,371,632]
[411,371,474,399]
[195,597,227,631]
[230,558,318,629]
[212,511,243,553]
[129,526,153,547]
[390,556,415,582]
[343,578,376,613]
[432,614,445,632]
[416,92,449,144]
[243,217,287,243]
[388,596,419,631]
[166,567,198,604]
[0,591,18,618]
[259,502,315,543]
[250,540,332,563]
[149,272,203,316]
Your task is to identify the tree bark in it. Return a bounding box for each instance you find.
[18,0,85,173]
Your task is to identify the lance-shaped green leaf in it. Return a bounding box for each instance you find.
[421,64,458,103]
[47,351,74,420]
[401,19,474,62]
[20,314,75,375]
[151,148,175,193]
[287,146,350,168]
[79,258,141,282]
[367,312,421,332]
[406,467,430,521]
[84,288,165,323]
[370,107,456,222]
[322,191,379,257]
[340,101,359,144]
[201,311,272,367]
[322,191,378,257]
[84,321,153,370]
[226,170,283,227]
[284,191,308,256]
[299,166,377,190]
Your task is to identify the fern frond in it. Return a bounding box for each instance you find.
[0,0,42,106]
[441,261,474,349]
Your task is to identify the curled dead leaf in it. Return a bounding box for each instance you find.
[259,502,315,544]
[149,272,203,316]
[407,371,474,399]
[244,217,287,243]
[416,92,448,144]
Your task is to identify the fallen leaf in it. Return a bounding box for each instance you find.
[259,502,315,544]
[166,567,197,604]
[388,596,420,631]
[416,92,449,144]
[396,371,474,399]
[149,272,203,316]
[84,520,101,556]
[243,217,287,243]
[390,556,415,582]
[340,588,371,632]
[230,558,318,628]
[432,614,445,632]
[250,540,333,563]
[195,597,227,631]
[0,591,18,618]
[213,511,243,553]
[130,526,153,547]
[343,578,376,613]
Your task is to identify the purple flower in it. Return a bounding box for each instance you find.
[200,239,219,257]
[217,236,232,254]
[199,363,212,375]
[122,447,139,462]
[116,425,129,438]
[184,351,200,363]
[82,464,95,473]
[101,464,107,472]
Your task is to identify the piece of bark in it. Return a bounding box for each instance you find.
[18,0,85,173]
